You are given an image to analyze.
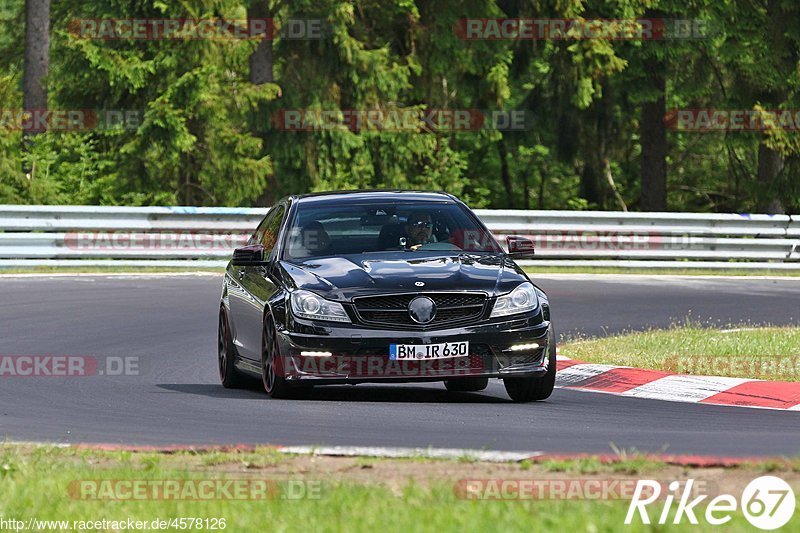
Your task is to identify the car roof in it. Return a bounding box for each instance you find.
[290,190,457,206]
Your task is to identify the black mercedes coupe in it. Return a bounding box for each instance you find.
[218,190,555,402]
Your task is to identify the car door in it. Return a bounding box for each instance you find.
[234,203,287,361]
[228,207,276,360]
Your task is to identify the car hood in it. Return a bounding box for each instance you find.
[278,253,529,302]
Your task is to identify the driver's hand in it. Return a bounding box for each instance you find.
[409,244,422,251]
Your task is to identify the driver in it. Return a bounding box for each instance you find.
[403,212,434,250]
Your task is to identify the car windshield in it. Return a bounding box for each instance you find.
[283,201,502,260]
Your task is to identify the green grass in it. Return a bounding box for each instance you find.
[1,445,797,532]
[538,456,667,476]
[561,325,800,381]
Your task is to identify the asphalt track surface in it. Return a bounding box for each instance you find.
[1,273,798,456]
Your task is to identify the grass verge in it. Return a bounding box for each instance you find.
[561,325,800,381]
[1,445,799,532]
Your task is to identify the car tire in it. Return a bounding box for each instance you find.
[261,318,302,399]
[444,377,489,392]
[218,307,246,388]
[502,333,556,403]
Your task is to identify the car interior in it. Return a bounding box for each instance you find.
[285,208,458,259]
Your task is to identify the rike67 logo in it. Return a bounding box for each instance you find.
[626,476,796,530]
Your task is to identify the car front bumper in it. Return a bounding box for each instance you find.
[275,313,553,384]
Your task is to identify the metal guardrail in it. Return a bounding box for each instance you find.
[0,205,798,269]
[478,210,800,265]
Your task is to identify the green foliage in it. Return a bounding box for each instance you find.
[0,0,798,212]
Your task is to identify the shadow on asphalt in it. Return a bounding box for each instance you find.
[156,383,265,399]
[157,382,511,403]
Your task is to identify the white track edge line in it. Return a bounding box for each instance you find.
[277,445,543,462]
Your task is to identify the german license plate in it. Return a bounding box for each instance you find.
[389,341,469,360]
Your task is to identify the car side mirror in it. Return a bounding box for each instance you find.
[231,244,268,266]
[506,236,535,258]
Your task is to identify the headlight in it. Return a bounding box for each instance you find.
[290,290,351,323]
[490,282,540,318]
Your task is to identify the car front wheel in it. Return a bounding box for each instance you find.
[502,334,556,403]
[261,318,303,399]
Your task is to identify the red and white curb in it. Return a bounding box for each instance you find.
[555,355,800,411]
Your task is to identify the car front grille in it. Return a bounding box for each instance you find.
[353,293,487,328]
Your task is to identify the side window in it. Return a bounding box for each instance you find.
[260,204,286,254]
[249,209,276,246]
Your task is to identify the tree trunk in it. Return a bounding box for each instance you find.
[579,158,604,208]
[23,0,49,113]
[578,84,612,209]
[640,55,668,211]
[580,129,607,208]
[497,136,514,208]
[248,1,274,85]
[249,0,277,206]
[756,142,785,214]
[22,0,50,173]
[753,0,791,215]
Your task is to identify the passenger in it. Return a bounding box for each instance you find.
[292,221,331,257]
